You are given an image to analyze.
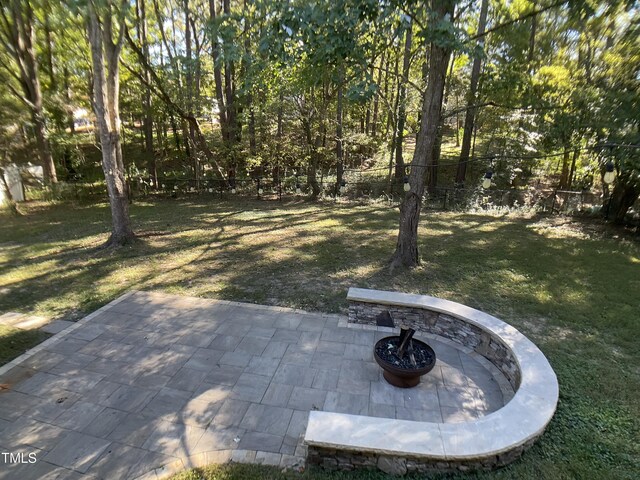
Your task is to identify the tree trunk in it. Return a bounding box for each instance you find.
[528,2,537,72]
[308,135,322,200]
[386,51,399,138]
[455,93,460,146]
[372,51,384,138]
[390,0,455,270]
[336,70,344,194]
[365,59,373,135]
[568,148,579,189]
[43,4,56,90]
[608,181,639,224]
[1,0,57,184]
[395,22,413,180]
[208,0,228,142]
[64,67,75,134]
[455,0,488,185]
[184,0,199,186]
[559,146,570,189]
[33,113,57,184]
[136,0,155,187]
[170,113,182,152]
[243,1,256,155]
[277,90,284,147]
[87,0,135,246]
[429,55,455,194]
[387,52,401,192]
[222,0,239,143]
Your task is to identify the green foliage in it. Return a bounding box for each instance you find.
[0,0,637,217]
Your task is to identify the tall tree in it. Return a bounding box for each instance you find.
[335,69,344,193]
[455,0,489,185]
[371,50,384,138]
[135,0,155,187]
[0,0,57,183]
[390,0,457,269]
[223,0,239,143]
[394,19,412,180]
[208,0,228,143]
[87,0,134,246]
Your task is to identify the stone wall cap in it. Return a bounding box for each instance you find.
[308,287,560,461]
[305,411,445,457]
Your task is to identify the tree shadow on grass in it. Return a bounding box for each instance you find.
[2,200,638,358]
[0,326,49,366]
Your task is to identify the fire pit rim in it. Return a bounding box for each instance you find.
[373,335,436,387]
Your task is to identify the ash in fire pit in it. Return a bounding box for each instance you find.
[376,333,435,370]
[373,316,437,388]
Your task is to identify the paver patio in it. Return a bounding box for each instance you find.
[0,291,509,479]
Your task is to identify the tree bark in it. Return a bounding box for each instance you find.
[568,148,579,189]
[87,0,135,246]
[308,134,322,200]
[243,0,256,155]
[0,0,57,183]
[372,51,384,138]
[528,2,537,72]
[64,67,75,134]
[395,21,412,180]
[277,90,284,146]
[223,0,240,143]
[136,0,155,187]
[559,146,570,189]
[390,0,455,270]
[608,182,639,224]
[429,55,456,194]
[455,0,488,185]
[208,0,229,143]
[184,0,199,185]
[387,51,401,191]
[43,2,56,90]
[336,69,344,194]
[385,51,399,138]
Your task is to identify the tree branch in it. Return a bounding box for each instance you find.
[5,81,36,110]
[469,0,568,41]
[369,62,425,96]
[123,25,227,181]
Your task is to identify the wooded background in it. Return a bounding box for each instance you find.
[0,0,638,253]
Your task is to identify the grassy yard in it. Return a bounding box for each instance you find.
[1,197,638,479]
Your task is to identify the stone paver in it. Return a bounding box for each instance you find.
[0,291,509,478]
[40,320,74,335]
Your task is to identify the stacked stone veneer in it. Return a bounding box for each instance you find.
[348,301,520,390]
[307,438,537,475]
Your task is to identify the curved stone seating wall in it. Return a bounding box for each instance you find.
[303,287,559,474]
[348,292,520,390]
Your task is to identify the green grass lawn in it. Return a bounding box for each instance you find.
[1,197,638,479]
[0,324,49,365]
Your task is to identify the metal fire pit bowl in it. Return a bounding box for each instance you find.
[373,336,436,388]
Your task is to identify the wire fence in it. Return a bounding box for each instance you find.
[31,174,609,217]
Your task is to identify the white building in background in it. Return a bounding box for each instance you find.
[0,163,44,203]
